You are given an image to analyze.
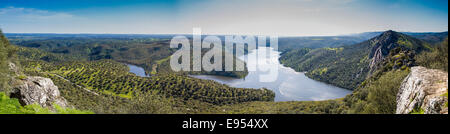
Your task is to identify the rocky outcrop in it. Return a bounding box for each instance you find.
[396,66,448,114]
[368,30,399,69]
[10,76,69,109]
[368,31,427,75]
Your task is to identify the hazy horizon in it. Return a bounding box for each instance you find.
[3,30,448,37]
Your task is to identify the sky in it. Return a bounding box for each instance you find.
[0,0,448,36]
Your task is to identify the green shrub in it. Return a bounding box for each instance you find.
[15,75,27,80]
[410,108,425,114]
[345,70,410,114]
[0,92,93,114]
[416,38,448,72]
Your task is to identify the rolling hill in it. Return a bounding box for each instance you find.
[280,30,432,90]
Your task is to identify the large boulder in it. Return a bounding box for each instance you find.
[396,66,448,114]
[10,76,69,109]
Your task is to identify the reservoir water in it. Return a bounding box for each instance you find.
[191,47,352,102]
[127,47,352,102]
[127,64,150,77]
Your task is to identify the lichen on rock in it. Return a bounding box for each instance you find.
[396,66,448,114]
[10,76,69,109]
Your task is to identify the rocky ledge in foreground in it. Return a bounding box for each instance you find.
[10,76,69,109]
[396,66,448,114]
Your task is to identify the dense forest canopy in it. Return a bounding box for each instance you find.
[1,30,447,114]
[278,30,448,114]
[280,31,438,90]
[8,34,251,78]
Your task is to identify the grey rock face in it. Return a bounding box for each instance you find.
[368,31,401,74]
[11,76,69,109]
[396,66,448,114]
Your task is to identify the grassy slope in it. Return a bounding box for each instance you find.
[1,31,93,114]
[0,92,93,114]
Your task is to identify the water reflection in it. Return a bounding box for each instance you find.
[191,47,352,102]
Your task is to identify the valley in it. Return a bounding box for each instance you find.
[0,1,448,132]
[1,30,448,114]
[191,47,351,101]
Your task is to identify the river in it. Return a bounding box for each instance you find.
[127,47,352,102]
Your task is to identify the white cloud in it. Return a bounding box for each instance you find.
[0,0,446,35]
[0,6,89,33]
[0,6,74,22]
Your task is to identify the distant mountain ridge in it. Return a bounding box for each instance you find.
[7,31,447,53]
[280,30,431,90]
[349,31,448,44]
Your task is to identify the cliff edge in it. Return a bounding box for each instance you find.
[396,66,448,114]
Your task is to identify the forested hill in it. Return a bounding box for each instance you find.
[345,31,448,44]
[278,30,447,114]
[404,31,448,44]
[3,29,447,114]
[1,31,276,114]
[280,30,432,90]
[6,34,248,78]
[276,31,447,52]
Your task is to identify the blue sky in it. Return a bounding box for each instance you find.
[0,0,448,36]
